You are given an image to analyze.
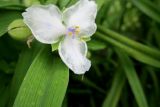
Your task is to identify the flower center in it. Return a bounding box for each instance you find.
[67,26,80,37]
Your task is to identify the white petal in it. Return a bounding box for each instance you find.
[63,0,97,37]
[22,5,66,44]
[58,36,91,74]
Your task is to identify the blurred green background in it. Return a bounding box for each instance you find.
[0,0,160,107]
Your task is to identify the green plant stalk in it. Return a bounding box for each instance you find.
[95,32,160,68]
[116,49,149,107]
[97,25,160,60]
[102,70,125,107]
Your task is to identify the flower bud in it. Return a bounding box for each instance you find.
[8,19,31,41]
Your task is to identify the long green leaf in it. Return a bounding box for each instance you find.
[96,32,160,68]
[8,42,43,106]
[0,1,25,10]
[131,0,160,23]
[98,25,160,60]
[102,70,125,107]
[13,46,69,107]
[116,49,148,107]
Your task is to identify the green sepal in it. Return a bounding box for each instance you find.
[51,42,59,52]
[81,37,91,42]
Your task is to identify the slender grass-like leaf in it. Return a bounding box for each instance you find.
[96,0,115,26]
[0,1,25,10]
[98,25,160,60]
[95,32,160,68]
[131,0,160,23]
[13,46,69,107]
[102,70,125,107]
[116,49,148,107]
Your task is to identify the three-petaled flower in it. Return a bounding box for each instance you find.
[22,0,97,74]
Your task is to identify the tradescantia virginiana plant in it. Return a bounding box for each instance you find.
[1,0,160,107]
[22,0,97,74]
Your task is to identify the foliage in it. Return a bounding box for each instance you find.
[0,0,160,107]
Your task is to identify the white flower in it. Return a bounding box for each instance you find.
[22,0,97,74]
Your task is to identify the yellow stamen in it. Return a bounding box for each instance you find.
[75,26,80,29]
[75,26,80,35]
[68,32,73,36]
